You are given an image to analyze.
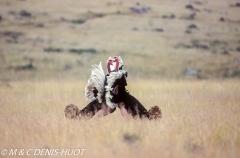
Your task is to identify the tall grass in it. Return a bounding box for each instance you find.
[0,79,239,157]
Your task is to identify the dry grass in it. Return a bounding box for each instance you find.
[0,79,239,158]
[0,0,240,157]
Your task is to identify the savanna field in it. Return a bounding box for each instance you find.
[0,0,240,158]
[0,80,240,158]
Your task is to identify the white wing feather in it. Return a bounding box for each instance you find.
[85,62,105,103]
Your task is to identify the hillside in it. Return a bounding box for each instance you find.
[0,0,240,80]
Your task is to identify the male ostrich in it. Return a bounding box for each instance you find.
[64,56,161,120]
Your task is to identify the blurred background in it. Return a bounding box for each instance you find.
[0,0,239,81]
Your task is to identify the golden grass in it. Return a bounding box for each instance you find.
[0,0,240,157]
[0,79,239,158]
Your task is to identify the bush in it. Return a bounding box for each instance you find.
[185,5,194,9]
[188,24,197,29]
[69,48,96,54]
[232,70,240,77]
[71,19,85,24]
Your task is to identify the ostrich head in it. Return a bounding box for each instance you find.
[107,56,124,73]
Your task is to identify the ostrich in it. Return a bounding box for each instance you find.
[64,56,161,120]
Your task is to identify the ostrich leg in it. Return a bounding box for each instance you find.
[122,94,162,120]
[65,100,101,119]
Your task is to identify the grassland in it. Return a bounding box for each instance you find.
[0,80,240,158]
[0,0,240,157]
[0,0,240,80]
